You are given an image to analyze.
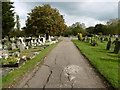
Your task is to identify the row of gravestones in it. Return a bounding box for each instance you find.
[83,35,109,42]
[82,35,110,46]
[81,35,120,54]
[0,35,56,52]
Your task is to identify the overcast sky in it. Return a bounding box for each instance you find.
[13,0,119,28]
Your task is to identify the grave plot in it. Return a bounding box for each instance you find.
[1,35,58,76]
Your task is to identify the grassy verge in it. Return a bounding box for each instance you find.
[72,40,119,88]
[2,42,58,88]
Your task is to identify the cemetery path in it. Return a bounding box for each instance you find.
[16,39,107,88]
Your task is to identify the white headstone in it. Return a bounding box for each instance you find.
[48,36,52,42]
[38,39,43,44]
[17,40,21,48]
[42,37,46,44]
[12,43,16,50]
[20,44,25,51]
[34,39,37,43]
[31,40,34,44]
[20,37,26,47]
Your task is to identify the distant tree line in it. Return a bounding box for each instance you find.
[86,19,120,36]
[64,19,120,37]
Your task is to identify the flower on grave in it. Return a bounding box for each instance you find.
[17,58,20,63]
[5,56,8,59]
[2,57,18,65]
[22,56,26,60]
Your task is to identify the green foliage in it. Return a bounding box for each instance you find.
[2,2,15,38]
[94,24,108,35]
[86,26,94,35]
[107,19,119,35]
[64,22,87,36]
[16,15,20,31]
[9,30,25,37]
[86,19,120,35]
[25,4,67,36]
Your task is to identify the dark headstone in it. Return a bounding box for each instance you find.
[112,38,120,54]
[106,38,112,50]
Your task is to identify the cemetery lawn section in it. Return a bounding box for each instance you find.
[72,40,119,88]
[2,42,58,88]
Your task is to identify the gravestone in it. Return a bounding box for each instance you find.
[28,41,31,48]
[7,41,12,50]
[113,38,120,54]
[45,33,49,40]
[100,37,103,43]
[19,37,26,47]
[48,36,52,42]
[17,40,21,49]
[11,43,16,50]
[38,39,43,45]
[3,45,8,50]
[25,38,31,49]
[40,38,43,42]
[106,38,112,50]
[15,51,20,57]
[20,44,25,51]
[31,39,34,44]
[10,37,15,43]
[34,39,37,43]
[39,35,41,38]
[2,50,9,59]
[42,37,46,44]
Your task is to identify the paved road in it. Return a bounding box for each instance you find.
[16,39,107,88]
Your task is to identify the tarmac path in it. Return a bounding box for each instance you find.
[16,39,107,88]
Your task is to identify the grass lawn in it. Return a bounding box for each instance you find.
[2,42,58,88]
[72,40,119,88]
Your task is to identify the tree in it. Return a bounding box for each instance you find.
[107,19,119,35]
[94,24,108,35]
[2,2,15,38]
[63,22,86,36]
[86,26,95,35]
[16,14,20,31]
[85,19,119,35]
[25,4,67,36]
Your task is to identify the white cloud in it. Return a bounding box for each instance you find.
[20,19,26,28]
[59,7,106,27]
[64,14,106,27]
